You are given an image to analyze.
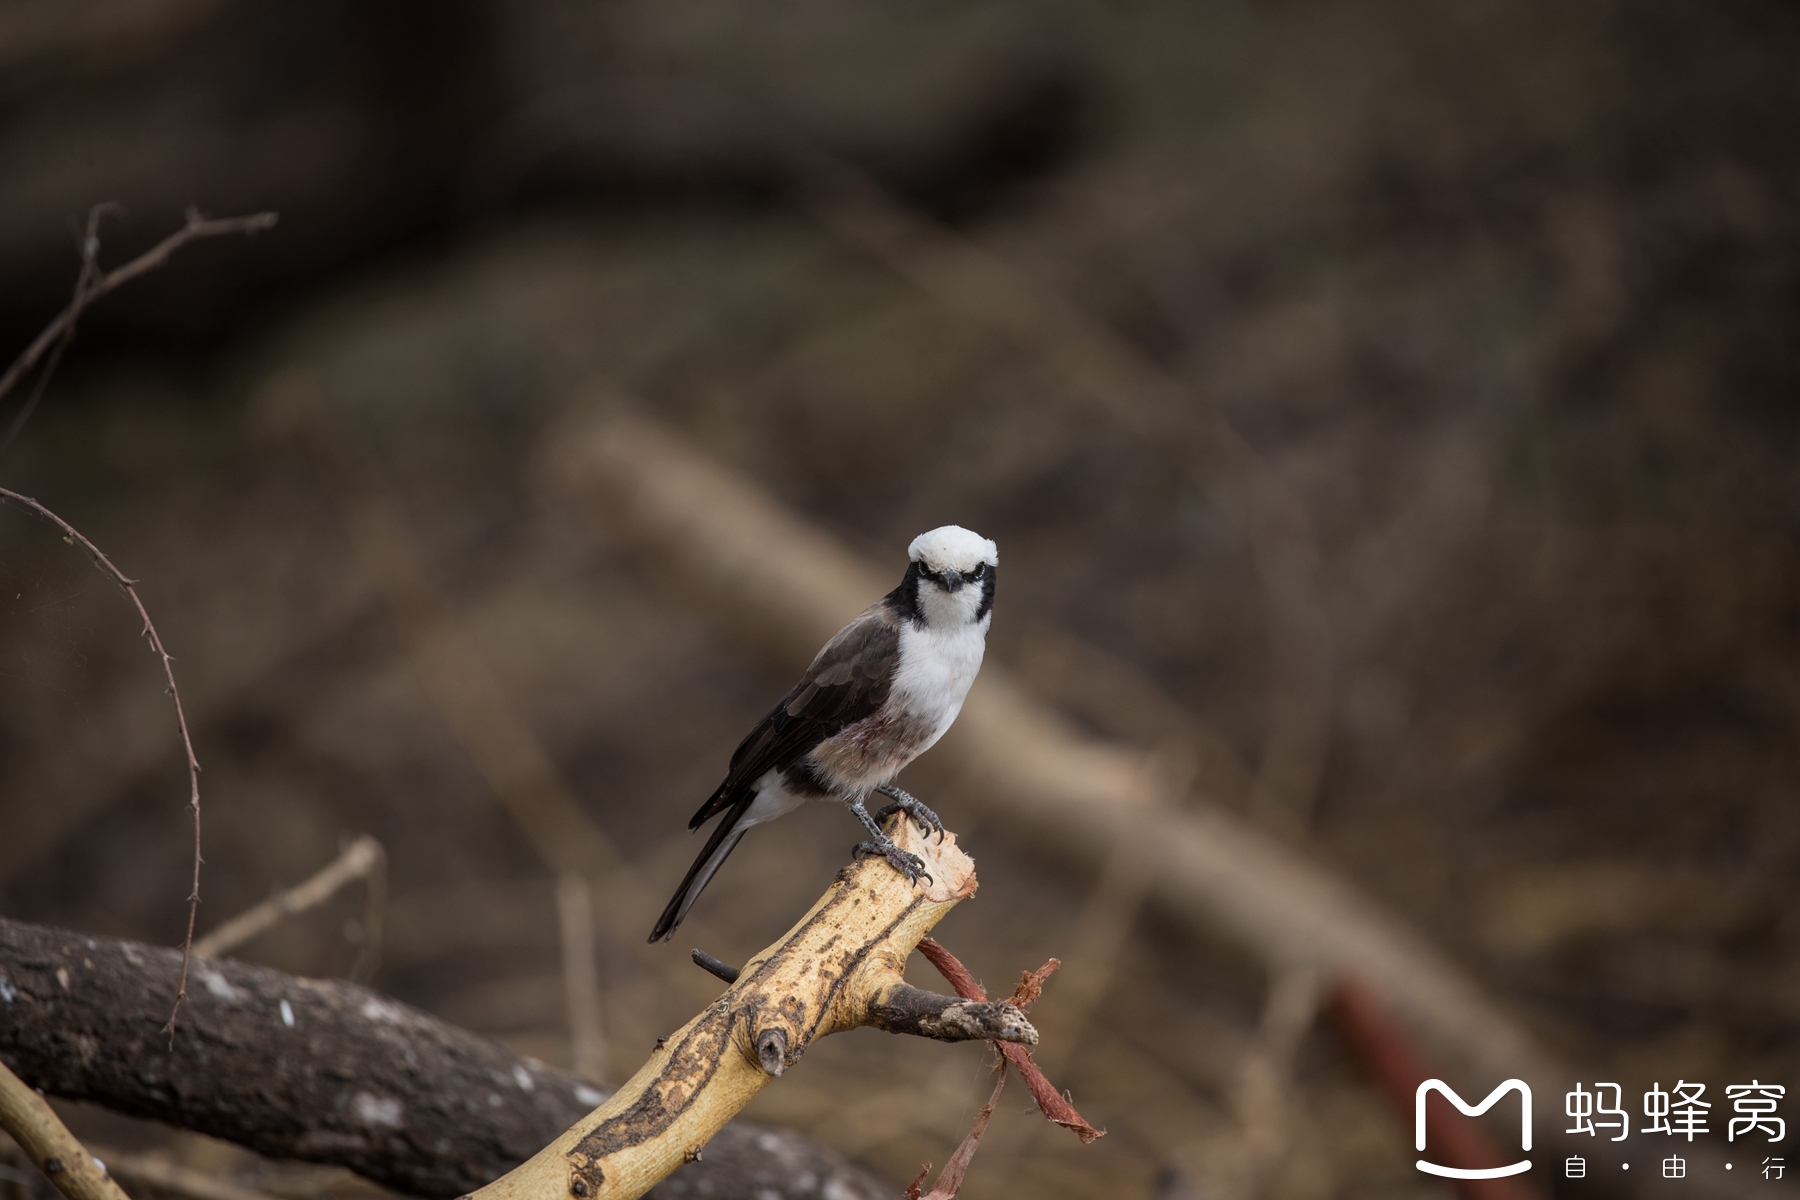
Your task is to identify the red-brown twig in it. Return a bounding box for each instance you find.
[0,206,278,449]
[905,1068,1008,1200]
[916,937,1104,1144]
[0,488,203,1038]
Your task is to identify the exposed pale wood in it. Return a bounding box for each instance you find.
[470,819,1033,1200]
[0,1059,132,1200]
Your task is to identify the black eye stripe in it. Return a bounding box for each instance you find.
[920,562,992,582]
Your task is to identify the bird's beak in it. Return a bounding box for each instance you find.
[936,569,965,591]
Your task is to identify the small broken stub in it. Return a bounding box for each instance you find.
[755,1027,789,1077]
[683,1146,703,1164]
[568,1163,603,1197]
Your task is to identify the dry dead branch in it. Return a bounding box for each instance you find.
[0,208,278,431]
[194,836,385,969]
[0,1058,131,1200]
[1,205,110,457]
[470,820,1039,1200]
[557,873,607,1082]
[0,916,885,1200]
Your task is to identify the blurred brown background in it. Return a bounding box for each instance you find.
[1,1,1798,1198]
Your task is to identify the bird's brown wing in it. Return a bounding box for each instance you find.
[687,603,901,829]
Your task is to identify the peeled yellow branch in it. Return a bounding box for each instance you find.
[469,820,1032,1200]
[0,1058,132,1200]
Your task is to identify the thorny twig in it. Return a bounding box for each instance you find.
[0,206,278,427]
[0,487,204,1038]
[0,204,277,1037]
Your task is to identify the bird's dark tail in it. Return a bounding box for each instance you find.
[649,797,753,942]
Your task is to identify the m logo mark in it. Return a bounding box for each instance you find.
[1416,1078,1534,1179]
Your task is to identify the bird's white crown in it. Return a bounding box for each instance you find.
[908,525,998,573]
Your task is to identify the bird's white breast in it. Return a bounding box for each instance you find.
[890,613,989,750]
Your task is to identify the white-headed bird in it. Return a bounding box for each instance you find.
[649,525,997,942]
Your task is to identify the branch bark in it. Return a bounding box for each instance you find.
[0,917,885,1200]
[472,820,1033,1200]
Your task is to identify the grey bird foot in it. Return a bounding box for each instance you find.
[852,839,933,886]
[874,784,945,842]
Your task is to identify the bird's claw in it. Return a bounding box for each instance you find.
[874,786,945,843]
[852,840,933,886]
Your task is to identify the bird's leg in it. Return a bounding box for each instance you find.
[874,783,944,842]
[847,796,931,885]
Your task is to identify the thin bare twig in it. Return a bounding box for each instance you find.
[556,872,607,1081]
[0,205,116,456]
[0,206,274,1034]
[905,1067,1007,1200]
[0,207,277,456]
[0,487,203,1038]
[1026,748,1192,1083]
[348,838,386,984]
[193,836,384,962]
[1193,966,1323,1200]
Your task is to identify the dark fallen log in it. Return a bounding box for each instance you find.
[0,918,884,1200]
